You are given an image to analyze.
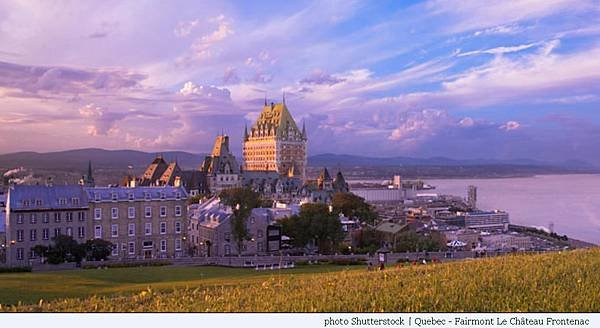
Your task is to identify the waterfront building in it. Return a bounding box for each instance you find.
[467,185,477,209]
[375,222,409,249]
[86,185,188,260]
[5,185,90,266]
[200,134,242,194]
[464,210,509,232]
[243,99,307,180]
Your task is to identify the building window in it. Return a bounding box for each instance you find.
[145,206,152,218]
[22,200,30,207]
[66,212,73,222]
[111,192,118,201]
[94,208,102,220]
[257,230,263,238]
[78,227,85,238]
[128,193,134,201]
[160,206,167,217]
[175,221,181,234]
[17,214,24,224]
[66,227,73,237]
[145,223,152,236]
[30,229,37,241]
[128,223,135,236]
[94,193,100,201]
[160,222,167,235]
[43,213,49,223]
[175,205,182,217]
[175,192,181,200]
[128,207,135,219]
[128,242,135,255]
[35,199,43,206]
[43,228,49,240]
[111,224,118,237]
[144,192,151,201]
[94,225,102,239]
[160,240,167,252]
[54,212,61,223]
[78,211,86,222]
[112,244,118,256]
[16,230,23,242]
[17,248,24,260]
[258,242,264,252]
[175,238,181,251]
[30,213,37,224]
[72,197,80,206]
[224,245,231,256]
[224,232,230,242]
[111,207,119,219]
[250,217,255,225]
[160,192,166,200]
[59,198,67,205]
[54,228,61,238]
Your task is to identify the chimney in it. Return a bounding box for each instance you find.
[174,176,182,187]
[129,178,136,188]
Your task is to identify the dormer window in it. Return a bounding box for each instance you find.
[111,192,118,201]
[94,193,100,202]
[22,200,30,207]
[176,192,181,200]
[35,199,43,206]
[72,198,79,206]
[144,192,151,200]
[59,198,67,205]
[160,192,166,200]
[128,193,134,201]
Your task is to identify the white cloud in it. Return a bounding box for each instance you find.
[457,43,538,57]
[500,120,521,131]
[174,19,200,38]
[178,81,231,100]
[459,117,475,127]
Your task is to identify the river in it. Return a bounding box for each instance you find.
[428,174,600,244]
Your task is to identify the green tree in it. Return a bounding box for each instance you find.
[331,192,377,225]
[219,187,265,254]
[394,230,447,252]
[353,227,382,254]
[42,235,86,264]
[280,203,345,254]
[84,239,114,261]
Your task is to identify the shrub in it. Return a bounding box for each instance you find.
[82,260,172,269]
[0,266,32,274]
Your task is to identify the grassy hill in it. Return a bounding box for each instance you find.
[3,248,600,312]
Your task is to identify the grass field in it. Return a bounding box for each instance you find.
[2,248,600,312]
[0,264,360,306]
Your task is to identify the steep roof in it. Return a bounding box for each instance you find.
[318,168,332,181]
[249,102,302,140]
[201,135,240,175]
[140,155,169,185]
[9,185,90,211]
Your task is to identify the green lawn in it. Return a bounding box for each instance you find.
[0,264,360,305]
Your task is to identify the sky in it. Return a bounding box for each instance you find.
[0,0,599,165]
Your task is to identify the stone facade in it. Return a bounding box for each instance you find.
[5,185,90,266]
[86,186,189,260]
[189,197,281,257]
[200,135,242,194]
[243,100,307,180]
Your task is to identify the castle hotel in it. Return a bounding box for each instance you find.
[243,99,307,180]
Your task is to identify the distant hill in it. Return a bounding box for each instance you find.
[307,153,597,169]
[0,148,206,171]
[0,149,596,173]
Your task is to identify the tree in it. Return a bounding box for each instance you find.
[279,203,345,254]
[219,187,265,254]
[331,192,377,225]
[352,227,382,254]
[39,235,86,264]
[393,230,447,252]
[84,239,113,261]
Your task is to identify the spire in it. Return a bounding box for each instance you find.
[302,120,307,139]
[282,91,286,105]
[87,160,93,179]
[264,93,267,106]
[244,123,249,140]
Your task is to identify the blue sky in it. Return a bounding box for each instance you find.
[0,0,599,164]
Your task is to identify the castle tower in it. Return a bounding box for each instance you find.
[243,99,307,180]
